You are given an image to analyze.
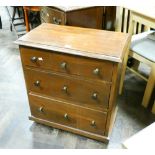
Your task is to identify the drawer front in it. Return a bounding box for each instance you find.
[40,7,65,25]
[25,68,111,110]
[40,7,51,23]
[20,47,114,82]
[49,8,65,25]
[29,93,107,135]
[20,47,51,69]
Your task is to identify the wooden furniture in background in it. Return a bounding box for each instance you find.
[23,6,40,32]
[15,23,130,142]
[40,6,116,30]
[116,7,155,113]
[122,122,155,149]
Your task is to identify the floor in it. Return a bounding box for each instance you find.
[0,6,155,149]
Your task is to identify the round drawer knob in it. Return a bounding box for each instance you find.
[64,113,68,119]
[31,56,38,62]
[92,93,98,100]
[62,86,68,93]
[91,120,96,127]
[60,62,67,69]
[53,17,61,25]
[38,107,43,113]
[93,68,100,75]
[34,80,40,87]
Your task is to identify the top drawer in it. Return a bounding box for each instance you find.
[20,47,114,82]
[40,7,65,25]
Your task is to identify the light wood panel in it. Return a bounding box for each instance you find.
[15,23,131,63]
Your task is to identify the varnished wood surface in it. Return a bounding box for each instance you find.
[1,7,155,149]
[29,93,107,136]
[15,23,131,62]
[17,22,131,142]
[20,46,114,82]
[66,7,104,29]
[24,67,111,111]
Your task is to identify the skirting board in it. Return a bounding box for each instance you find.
[29,116,109,143]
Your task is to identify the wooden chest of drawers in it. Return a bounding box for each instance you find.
[40,6,116,30]
[15,23,131,143]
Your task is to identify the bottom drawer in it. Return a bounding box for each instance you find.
[29,93,107,135]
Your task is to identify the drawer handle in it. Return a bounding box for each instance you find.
[53,17,62,25]
[31,56,38,62]
[91,120,96,127]
[62,86,68,93]
[34,80,40,87]
[93,68,100,75]
[64,113,68,119]
[92,92,98,100]
[38,107,43,113]
[60,62,67,69]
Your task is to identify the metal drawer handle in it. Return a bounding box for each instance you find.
[60,62,67,69]
[34,80,40,87]
[93,68,100,75]
[38,107,43,113]
[92,92,98,100]
[31,56,38,62]
[91,120,96,127]
[53,17,62,25]
[64,113,68,119]
[62,86,68,93]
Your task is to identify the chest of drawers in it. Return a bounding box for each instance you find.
[40,6,116,30]
[15,23,131,143]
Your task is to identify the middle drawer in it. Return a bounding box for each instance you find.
[25,68,111,110]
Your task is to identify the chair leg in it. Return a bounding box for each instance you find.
[152,101,155,114]
[119,46,130,95]
[142,64,155,108]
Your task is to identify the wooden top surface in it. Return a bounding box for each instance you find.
[15,23,131,63]
[122,122,155,149]
[124,6,155,20]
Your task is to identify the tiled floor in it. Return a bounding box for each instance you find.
[0,6,155,149]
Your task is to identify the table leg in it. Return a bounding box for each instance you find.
[24,8,30,32]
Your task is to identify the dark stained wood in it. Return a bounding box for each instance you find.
[16,23,131,142]
[66,7,104,29]
[40,6,116,31]
[29,116,109,143]
[29,93,107,136]
[15,24,131,63]
[24,67,111,111]
[20,46,114,82]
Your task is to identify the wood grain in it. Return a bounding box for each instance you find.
[20,46,114,82]
[25,67,111,111]
[15,23,131,62]
[29,93,107,136]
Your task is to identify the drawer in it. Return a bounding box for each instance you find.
[29,93,107,135]
[20,47,114,82]
[40,7,51,23]
[49,8,65,25]
[25,68,111,110]
[40,7,65,25]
